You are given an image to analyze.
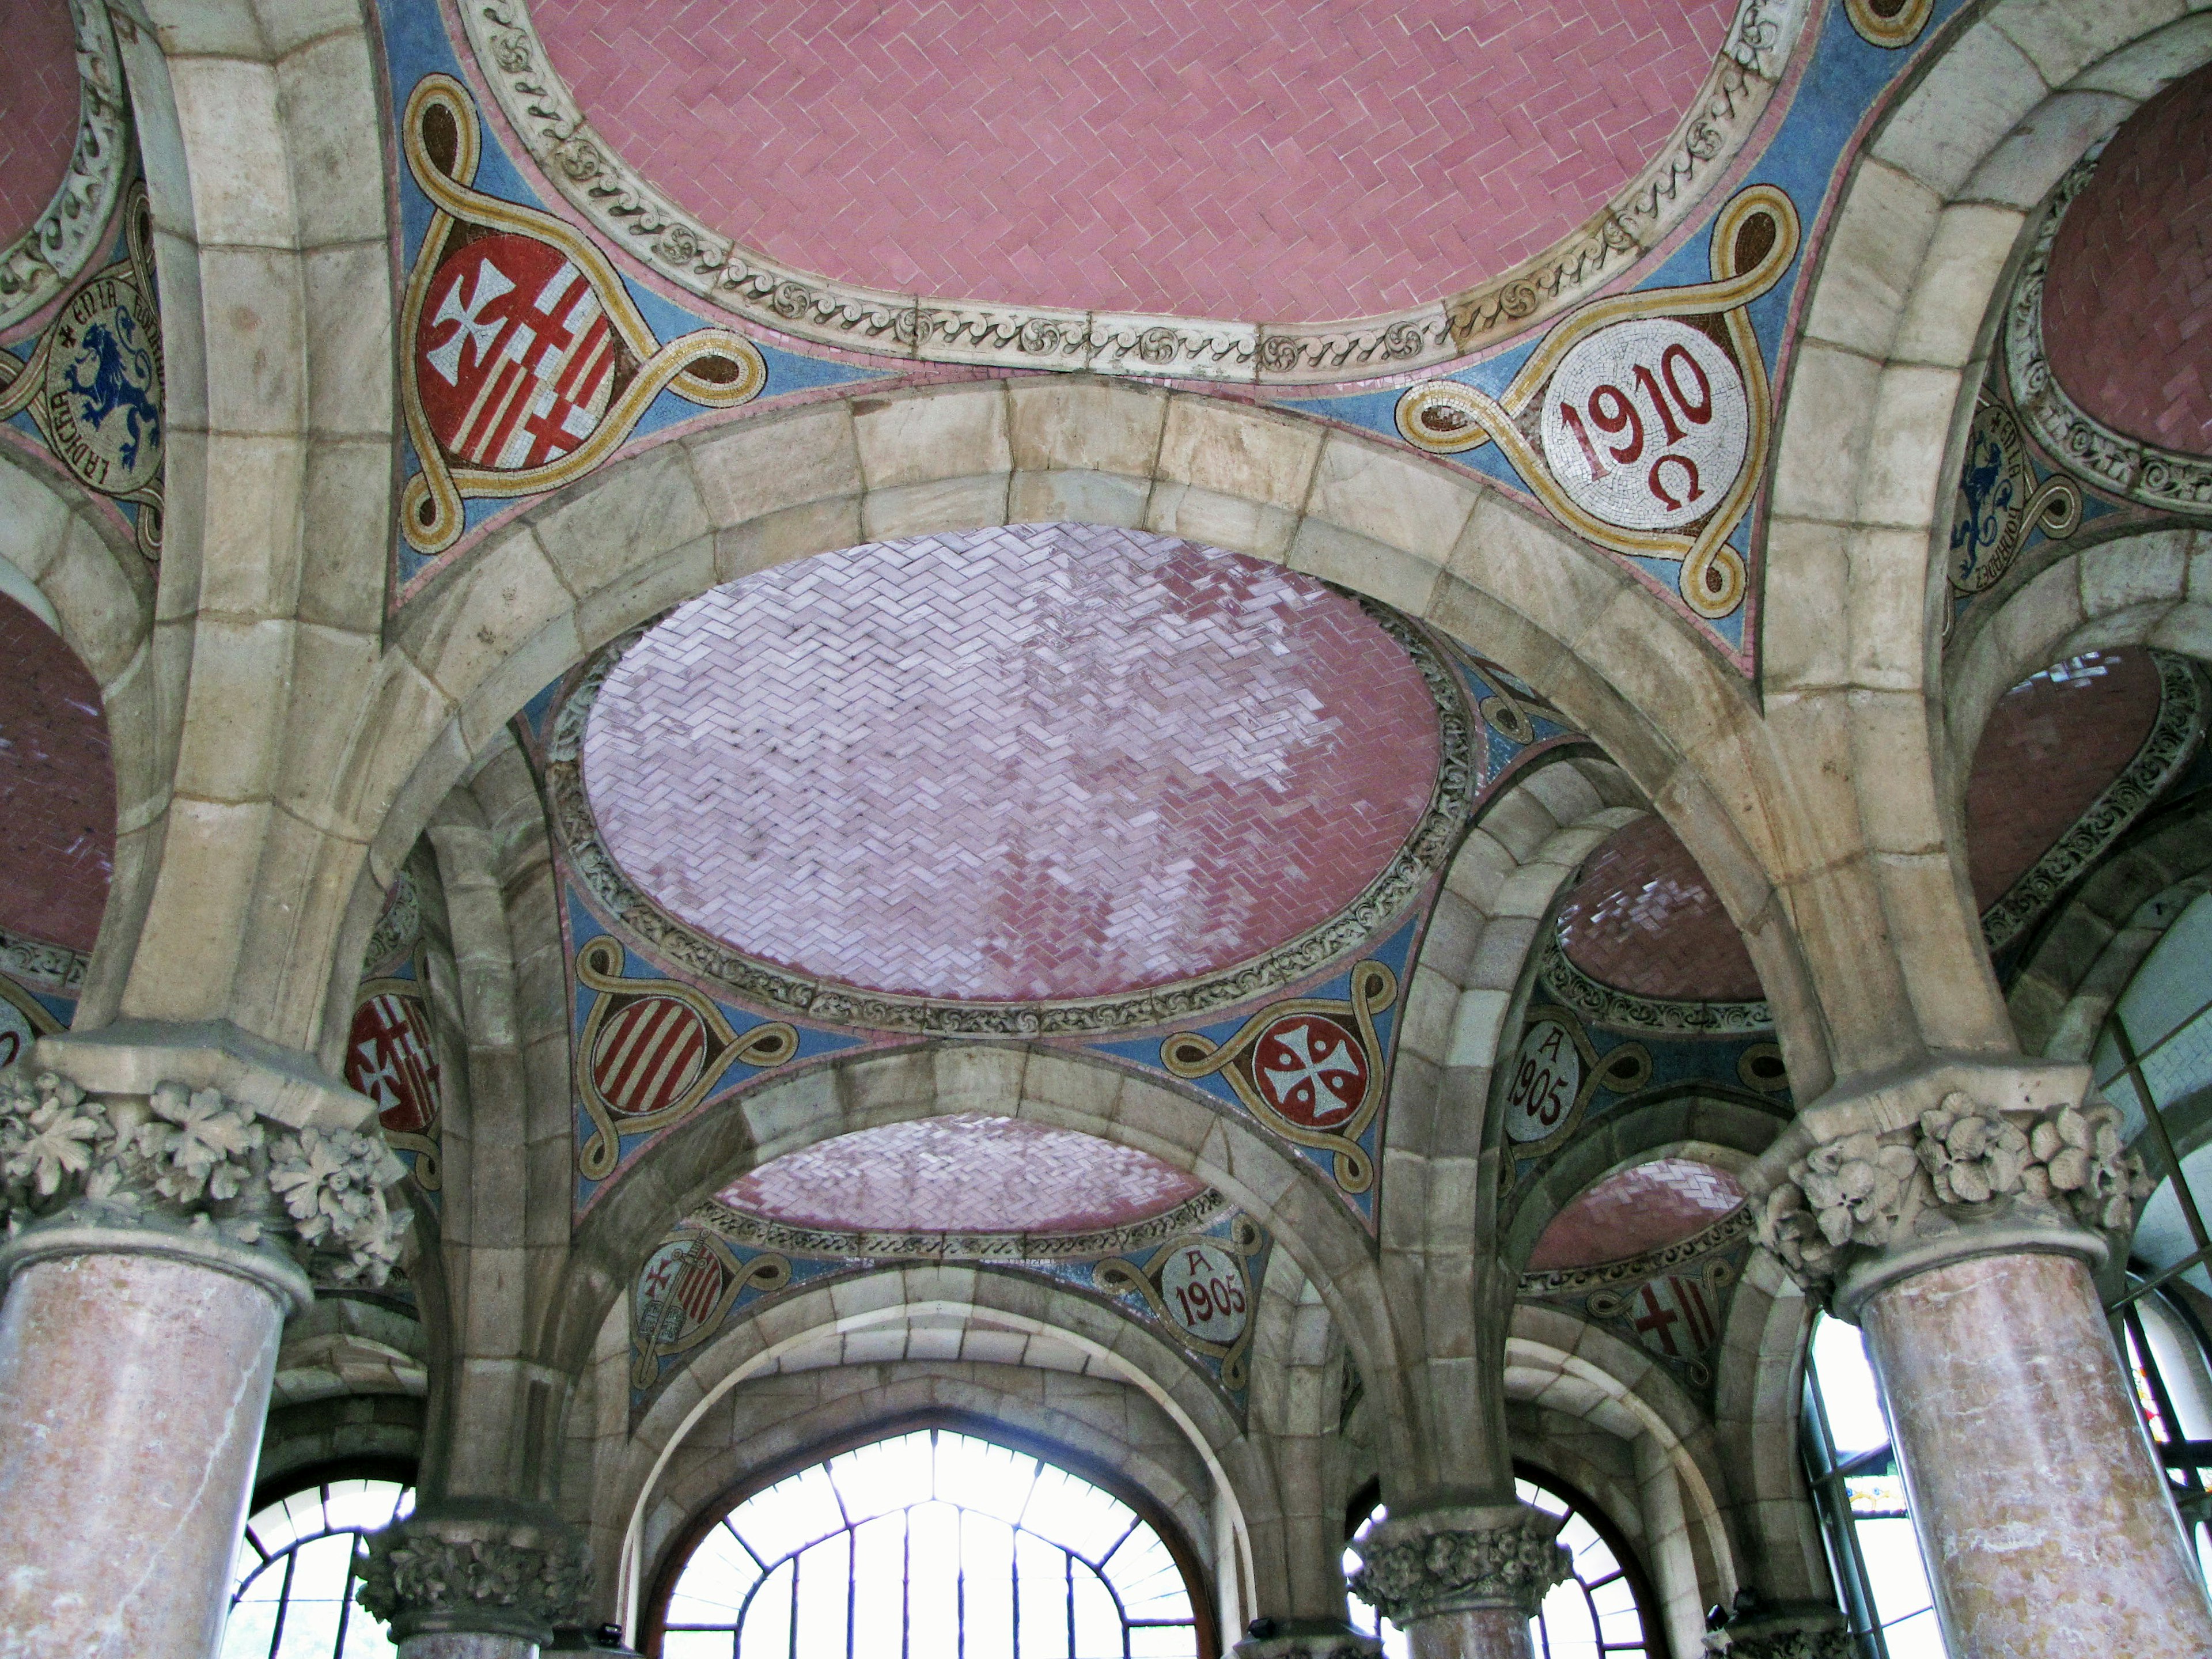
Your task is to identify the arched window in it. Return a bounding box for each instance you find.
[222,1476,415,1658]
[656,1426,1206,1658]
[2119,1283,2212,1580]
[1344,1472,1657,1657]
[1801,1314,1946,1658]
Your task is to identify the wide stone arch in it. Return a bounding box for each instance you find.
[589,1264,1263,1638]
[319,378,1819,1082]
[1758,0,2212,1075]
[545,1044,1395,1452]
[0,447,158,1021]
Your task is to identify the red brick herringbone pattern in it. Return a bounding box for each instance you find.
[1528,1156,1742,1270]
[2044,65,2212,456]
[0,594,113,953]
[718,1112,1208,1233]
[1965,650,2162,912]
[533,0,1737,320]
[0,1,82,249]
[1556,816,1761,1002]
[582,525,1440,1003]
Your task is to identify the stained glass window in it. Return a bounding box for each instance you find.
[657,1427,1202,1658]
[2120,1286,2212,1582]
[1801,1315,1947,1658]
[222,1478,414,1659]
[1345,1472,1654,1658]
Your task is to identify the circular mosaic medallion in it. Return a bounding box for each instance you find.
[41,271,162,495]
[1539,317,1747,532]
[1158,1240,1249,1346]
[1505,1018,1583,1145]
[1251,1013,1369,1128]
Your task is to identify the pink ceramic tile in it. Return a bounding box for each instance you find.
[719,1111,1207,1233]
[0,593,113,953]
[1528,1156,1743,1270]
[1556,816,1761,1003]
[0,0,81,250]
[532,0,1738,320]
[582,525,1439,1003]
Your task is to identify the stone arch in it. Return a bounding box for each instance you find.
[0,447,157,1022]
[86,1,397,1054]
[323,378,1825,1082]
[1760,0,2212,1072]
[1506,1308,1738,1659]
[587,1264,1265,1638]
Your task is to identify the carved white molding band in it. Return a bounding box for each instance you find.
[457,0,1807,382]
[0,0,132,335]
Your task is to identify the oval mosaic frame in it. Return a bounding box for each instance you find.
[543,589,1476,1037]
[457,0,1808,382]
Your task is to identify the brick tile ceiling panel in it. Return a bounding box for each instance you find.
[1965,650,2164,914]
[0,594,113,953]
[1555,815,1762,1002]
[0,0,81,251]
[1528,1156,1743,1271]
[2043,64,2212,456]
[584,525,1440,1003]
[719,1112,1209,1234]
[533,0,1738,320]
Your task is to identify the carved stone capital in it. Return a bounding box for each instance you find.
[1348,1503,1571,1623]
[356,1503,594,1644]
[1749,1060,2150,1319]
[1233,1618,1381,1659]
[0,1067,410,1291]
[1702,1596,1854,1658]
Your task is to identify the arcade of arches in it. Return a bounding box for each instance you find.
[1,3,2211,1658]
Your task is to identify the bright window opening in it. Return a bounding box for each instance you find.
[658,1427,1202,1658]
[222,1478,414,1659]
[1346,1474,1653,1658]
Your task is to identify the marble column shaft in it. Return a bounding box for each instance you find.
[0,1245,297,1659]
[399,1636,540,1659]
[1861,1249,2212,1658]
[1404,1607,1531,1659]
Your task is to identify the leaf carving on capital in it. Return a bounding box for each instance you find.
[1348,1513,1572,1623]
[1755,1091,2153,1289]
[355,1526,593,1637]
[0,1070,412,1285]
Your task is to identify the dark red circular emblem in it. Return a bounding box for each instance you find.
[414,232,616,471]
[592,995,711,1118]
[1251,1013,1368,1128]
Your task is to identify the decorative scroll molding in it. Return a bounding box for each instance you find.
[357,1508,592,1643]
[546,597,1474,1037]
[0,1070,410,1286]
[1349,1507,1573,1623]
[0,0,131,335]
[1982,652,2206,954]
[2006,144,2212,516]
[1755,1092,2150,1299]
[692,1188,1229,1263]
[1519,1205,1752,1300]
[0,926,88,994]
[1539,935,1772,1035]
[457,0,1807,382]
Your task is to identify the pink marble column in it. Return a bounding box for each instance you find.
[0,1230,308,1659]
[1403,1606,1531,1659]
[399,1636,538,1659]
[1860,1248,2212,1658]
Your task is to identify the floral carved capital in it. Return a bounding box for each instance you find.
[356,1513,594,1643]
[1349,1506,1571,1623]
[0,1070,410,1286]
[1755,1090,2151,1304]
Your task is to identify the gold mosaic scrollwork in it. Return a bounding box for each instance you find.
[397,75,765,557]
[575,934,797,1180]
[1094,1213,1265,1392]
[1160,961,1396,1194]
[631,1229,790,1388]
[1844,0,1934,49]
[1397,185,1800,622]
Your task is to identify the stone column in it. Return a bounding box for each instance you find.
[355,1499,594,1658]
[1234,1621,1381,1659]
[0,1047,406,1659]
[1701,1593,1853,1657]
[1754,1060,2212,1659]
[1348,1505,1570,1659]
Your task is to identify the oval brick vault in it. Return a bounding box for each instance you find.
[531,0,1740,320]
[583,524,1442,1005]
[718,1114,1209,1236]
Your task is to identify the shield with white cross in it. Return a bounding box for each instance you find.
[1250,1012,1369,1129]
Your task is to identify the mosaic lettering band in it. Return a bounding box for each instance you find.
[1094,1211,1265,1391]
[544,599,1476,1037]
[399,75,766,556]
[1397,185,1798,620]
[456,0,1805,381]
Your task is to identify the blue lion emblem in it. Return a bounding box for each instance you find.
[62,307,161,475]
